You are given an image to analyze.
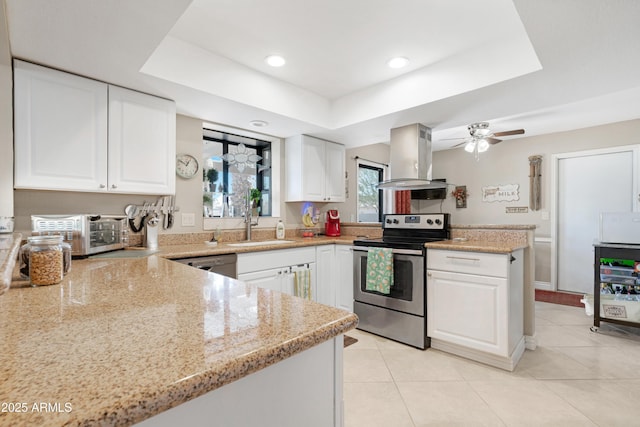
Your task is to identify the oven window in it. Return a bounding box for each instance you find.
[359,256,414,301]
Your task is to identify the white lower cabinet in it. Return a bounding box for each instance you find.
[335,245,354,312]
[315,245,336,306]
[237,245,353,309]
[315,245,354,311]
[237,267,284,293]
[238,247,316,299]
[427,248,524,371]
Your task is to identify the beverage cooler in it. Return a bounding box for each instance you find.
[590,244,640,331]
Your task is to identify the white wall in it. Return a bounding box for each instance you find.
[0,2,13,219]
[430,118,640,236]
[13,114,290,235]
[336,119,640,284]
[326,143,390,223]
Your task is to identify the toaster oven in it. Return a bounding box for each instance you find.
[31,214,129,257]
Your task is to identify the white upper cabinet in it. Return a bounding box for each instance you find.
[285,135,345,202]
[108,85,175,194]
[14,60,176,195]
[14,60,108,191]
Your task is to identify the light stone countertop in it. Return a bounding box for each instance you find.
[424,239,528,254]
[1,243,358,426]
[155,235,356,259]
[450,224,536,230]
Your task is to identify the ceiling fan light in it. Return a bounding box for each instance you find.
[478,139,490,152]
[464,141,476,153]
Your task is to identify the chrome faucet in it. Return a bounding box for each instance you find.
[244,188,259,240]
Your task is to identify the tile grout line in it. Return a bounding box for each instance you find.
[376,341,417,427]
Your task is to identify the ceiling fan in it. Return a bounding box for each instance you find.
[446,122,525,159]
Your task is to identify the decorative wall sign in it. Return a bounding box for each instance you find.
[505,206,529,213]
[482,184,519,202]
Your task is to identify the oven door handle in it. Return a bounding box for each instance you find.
[351,246,423,256]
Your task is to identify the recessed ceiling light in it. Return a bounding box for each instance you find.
[265,55,286,67]
[249,120,269,128]
[387,57,409,69]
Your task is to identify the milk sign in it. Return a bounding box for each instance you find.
[482,184,520,202]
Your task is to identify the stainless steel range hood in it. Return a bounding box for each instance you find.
[378,123,447,190]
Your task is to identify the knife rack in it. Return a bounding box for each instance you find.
[127,196,180,232]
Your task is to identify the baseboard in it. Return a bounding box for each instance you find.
[535,289,584,307]
[430,337,525,372]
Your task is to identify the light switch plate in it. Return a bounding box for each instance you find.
[182,213,195,227]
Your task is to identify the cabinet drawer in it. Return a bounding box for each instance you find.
[427,249,508,278]
[237,247,315,274]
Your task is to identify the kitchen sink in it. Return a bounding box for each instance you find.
[227,240,294,247]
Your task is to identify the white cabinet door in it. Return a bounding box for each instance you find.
[108,86,176,195]
[335,245,354,312]
[324,141,345,202]
[427,270,508,356]
[14,60,108,191]
[285,135,345,202]
[301,136,326,201]
[14,60,176,195]
[238,268,283,293]
[315,245,336,306]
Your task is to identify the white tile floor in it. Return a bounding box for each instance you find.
[343,301,640,427]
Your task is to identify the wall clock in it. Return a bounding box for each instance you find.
[176,153,199,179]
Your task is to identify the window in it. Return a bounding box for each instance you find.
[203,128,272,218]
[357,161,385,222]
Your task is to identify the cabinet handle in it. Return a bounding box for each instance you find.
[446,256,480,262]
[111,184,117,189]
[99,184,106,188]
[427,272,432,277]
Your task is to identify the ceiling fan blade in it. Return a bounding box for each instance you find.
[486,137,502,145]
[493,129,524,137]
[452,140,469,148]
[438,137,467,141]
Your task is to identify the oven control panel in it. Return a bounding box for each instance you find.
[383,214,448,229]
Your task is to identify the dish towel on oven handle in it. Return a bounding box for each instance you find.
[293,267,312,300]
[366,247,393,294]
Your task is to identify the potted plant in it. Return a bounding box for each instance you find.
[205,168,218,184]
[250,188,261,215]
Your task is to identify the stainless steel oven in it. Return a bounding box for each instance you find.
[353,213,449,349]
[353,247,424,316]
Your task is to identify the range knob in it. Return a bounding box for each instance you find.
[386,219,392,224]
[426,219,433,225]
[435,219,442,225]
[393,219,399,224]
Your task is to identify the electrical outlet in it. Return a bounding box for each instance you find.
[182,213,195,227]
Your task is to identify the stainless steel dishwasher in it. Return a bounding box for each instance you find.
[174,253,237,278]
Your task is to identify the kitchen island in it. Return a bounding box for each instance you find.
[425,238,529,371]
[0,248,357,426]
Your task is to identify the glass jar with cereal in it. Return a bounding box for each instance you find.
[19,236,71,286]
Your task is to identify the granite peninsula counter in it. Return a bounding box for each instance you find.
[0,253,357,426]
